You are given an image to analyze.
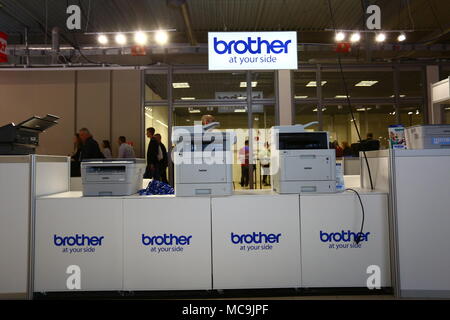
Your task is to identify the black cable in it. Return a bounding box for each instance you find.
[326,0,374,190]
[345,188,365,245]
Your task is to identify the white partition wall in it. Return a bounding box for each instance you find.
[35,193,123,292]
[123,196,212,291]
[0,155,69,299]
[391,149,450,298]
[0,156,31,297]
[300,191,391,288]
[211,194,301,289]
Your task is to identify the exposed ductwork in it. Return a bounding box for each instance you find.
[51,26,60,64]
[167,0,197,46]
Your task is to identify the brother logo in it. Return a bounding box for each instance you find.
[53,234,104,247]
[141,233,193,246]
[320,230,370,243]
[231,232,282,244]
[214,37,292,55]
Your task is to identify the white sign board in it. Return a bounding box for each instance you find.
[300,193,391,288]
[208,32,298,70]
[35,197,123,292]
[211,194,301,289]
[123,197,212,290]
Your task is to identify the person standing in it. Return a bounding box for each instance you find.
[117,136,136,158]
[239,140,250,187]
[78,128,104,161]
[154,133,169,184]
[145,127,160,180]
[70,133,82,177]
[259,142,271,186]
[102,140,112,158]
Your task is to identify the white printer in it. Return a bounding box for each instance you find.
[271,122,336,194]
[172,122,236,196]
[405,124,450,149]
[81,159,146,196]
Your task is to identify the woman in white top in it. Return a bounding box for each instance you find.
[102,140,112,158]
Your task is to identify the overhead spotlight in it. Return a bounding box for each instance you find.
[335,31,345,42]
[155,30,169,45]
[397,33,406,42]
[97,34,108,45]
[134,31,148,45]
[350,33,361,43]
[115,33,127,46]
[375,33,386,42]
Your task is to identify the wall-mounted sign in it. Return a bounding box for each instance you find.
[215,91,264,113]
[208,32,297,71]
[0,32,8,63]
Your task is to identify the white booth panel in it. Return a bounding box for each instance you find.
[394,151,450,297]
[35,196,123,292]
[0,158,30,295]
[300,192,391,288]
[212,194,301,289]
[35,157,70,197]
[123,197,212,291]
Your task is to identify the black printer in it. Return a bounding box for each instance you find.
[0,114,59,155]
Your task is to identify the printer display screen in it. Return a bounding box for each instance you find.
[278,133,328,150]
[86,166,126,174]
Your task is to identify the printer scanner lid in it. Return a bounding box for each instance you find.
[16,114,59,132]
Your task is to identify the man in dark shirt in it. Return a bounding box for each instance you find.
[154,133,169,184]
[145,127,160,180]
[78,128,104,161]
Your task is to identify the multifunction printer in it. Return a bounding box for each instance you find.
[271,122,336,194]
[0,114,59,155]
[81,159,146,196]
[405,124,450,149]
[172,122,236,196]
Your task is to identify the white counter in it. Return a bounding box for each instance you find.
[34,189,390,293]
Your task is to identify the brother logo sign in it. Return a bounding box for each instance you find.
[53,234,104,247]
[208,32,297,70]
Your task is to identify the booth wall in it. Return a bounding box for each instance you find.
[0,70,143,157]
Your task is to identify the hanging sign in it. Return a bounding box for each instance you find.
[208,31,297,70]
[0,32,8,63]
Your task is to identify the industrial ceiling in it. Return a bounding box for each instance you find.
[0,0,449,65]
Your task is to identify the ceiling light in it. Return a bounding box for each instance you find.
[356,107,372,112]
[350,33,361,43]
[398,33,406,42]
[335,95,350,98]
[240,81,257,88]
[181,97,196,100]
[355,80,378,87]
[390,94,406,98]
[313,107,326,112]
[156,120,168,128]
[306,81,327,87]
[134,31,148,45]
[234,108,247,113]
[155,30,169,45]
[375,33,386,42]
[294,95,308,99]
[115,33,127,46]
[408,111,413,115]
[416,110,420,115]
[188,108,201,113]
[172,82,190,88]
[97,34,108,45]
[335,32,345,42]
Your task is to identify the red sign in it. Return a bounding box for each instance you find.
[0,32,8,63]
[131,45,147,56]
[335,42,351,53]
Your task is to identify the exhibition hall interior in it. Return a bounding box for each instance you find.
[1,0,450,303]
